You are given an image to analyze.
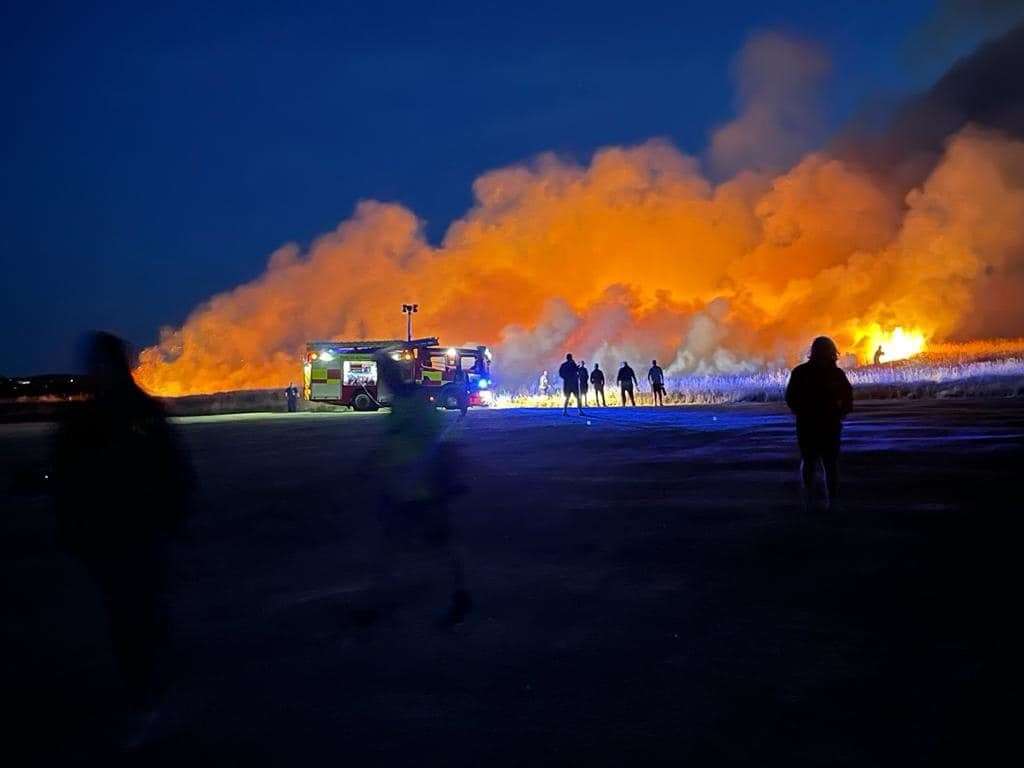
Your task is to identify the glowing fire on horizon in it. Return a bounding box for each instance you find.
[852,324,928,363]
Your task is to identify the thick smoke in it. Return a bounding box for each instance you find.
[909,0,1024,65]
[136,29,1024,395]
[708,32,829,178]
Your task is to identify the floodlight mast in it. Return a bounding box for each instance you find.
[402,303,419,342]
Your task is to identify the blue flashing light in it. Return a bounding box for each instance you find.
[477,378,490,389]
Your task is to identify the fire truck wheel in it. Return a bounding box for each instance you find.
[438,387,466,411]
[441,385,463,410]
[351,393,377,412]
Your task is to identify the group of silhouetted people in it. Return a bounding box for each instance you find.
[553,339,853,509]
[554,356,668,412]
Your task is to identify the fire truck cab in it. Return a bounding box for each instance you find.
[303,337,493,411]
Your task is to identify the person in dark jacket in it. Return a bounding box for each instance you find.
[558,354,583,415]
[785,336,854,510]
[285,381,299,412]
[590,363,607,407]
[578,361,590,407]
[616,361,637,406]
[53,332,192,748]
[647,360,666,406]
[452,365,470,416]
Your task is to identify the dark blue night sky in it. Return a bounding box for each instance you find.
[0,1,1000,373]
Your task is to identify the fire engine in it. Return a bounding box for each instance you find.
[303,337,493,411]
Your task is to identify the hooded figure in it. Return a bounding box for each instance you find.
[785,336,853,510]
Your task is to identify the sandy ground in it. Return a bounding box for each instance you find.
[2,400,1021,766]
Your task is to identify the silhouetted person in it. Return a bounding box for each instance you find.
[53,332,192,749]
[590,363,607,406]
[648,359,665,406]
[452,365,470,416]
[578,361,590,407]
[285,381,299,412]
[370,354,470,627]
[873,345,884,365]
[617,361,637,406]
[559,354,583,415]
[785,336,854,511]
[538,370,550,397]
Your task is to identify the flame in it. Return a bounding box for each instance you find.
[852,324,928,364]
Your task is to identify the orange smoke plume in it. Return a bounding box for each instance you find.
[135,37,1024,396]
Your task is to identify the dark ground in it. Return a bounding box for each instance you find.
[2,400,1021,766]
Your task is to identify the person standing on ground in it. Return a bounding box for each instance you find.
[285,381,299,412]
[590,363,606,407]
[616,361,637,406]
[54,331,193,750]
[538,370,550,398]
[873,345,885,365]
[558,354,583,415]
[452,365,470,416]
[785,336,854,511]
[369,354,471,629]
[647,360,665,406]
[578,361,590,407]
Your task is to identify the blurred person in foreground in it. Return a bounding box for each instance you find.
[452,364,470,416]
[53,331,192,749]
[785,336,853,511]
[368,354,471,627]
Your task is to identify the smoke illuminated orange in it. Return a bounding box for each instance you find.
[133,36,1024,396]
